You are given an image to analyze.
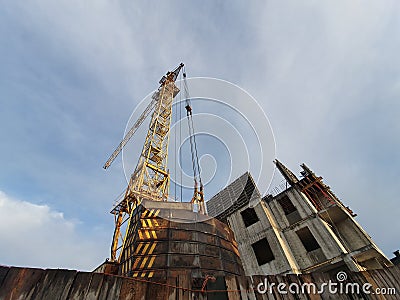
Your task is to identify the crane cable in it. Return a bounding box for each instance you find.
[182,68,204,204]
[179,72,183,202]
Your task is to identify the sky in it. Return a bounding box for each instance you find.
[0,1,399,271]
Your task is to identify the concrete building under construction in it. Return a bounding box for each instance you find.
[206,160,393,277]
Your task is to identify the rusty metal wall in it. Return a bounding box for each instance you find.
[119,202,245,279]
[0,266,249,300]
[1,265,400,299]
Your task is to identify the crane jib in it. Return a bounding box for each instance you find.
[103,63,184,170]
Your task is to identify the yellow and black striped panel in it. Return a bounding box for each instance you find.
[119,204,245,278]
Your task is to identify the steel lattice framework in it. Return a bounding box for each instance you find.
[110,64,183,261]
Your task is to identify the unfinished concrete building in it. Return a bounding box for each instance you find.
[206,160,393,276]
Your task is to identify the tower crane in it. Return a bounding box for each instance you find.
[103,63,204,262]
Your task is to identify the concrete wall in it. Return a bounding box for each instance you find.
[227,186,348,276]
[227,184,391,276]
[207,171,391,277]
[227,201,293,276]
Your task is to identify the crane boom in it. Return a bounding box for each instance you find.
[103,63,184,170]
[103,95,158,169]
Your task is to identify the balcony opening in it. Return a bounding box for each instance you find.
[278,195,297,215]
[241,207,259,227]
[296,227,321,252]
[251,238,275,265]
[278,195,301,224]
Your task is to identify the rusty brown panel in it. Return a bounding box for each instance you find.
[200,270,226,279]
[150,254,168,269]
[370,268,398,294]
[170,229,193,241]
[215,224,232,240]
[212,219,224,231]
[267,275,285,300]
[84,272,105,299]
[166,277,177,300]
[204,217,215,225]
[350,272,381,300]
[103,262,120,275]
[298,274,322,300]
[32,269,77,300]
[196,222,216,235]
[153,241,170,254]
[0,266,19,299]
[170,241,198,254]
[285,274,307,300]
[235,276,252,300]
[177,274,191,300]
[220,238,236,251]
[144,280,170,300]
[15,268,46,300]
[200,256,223,271]
[119,277,148,300]
[0,267,45,300]
[169,221,196,231]
[221,260,240,276]
[154,228,169,240]
[220,248,237,263]
[67,272,94,300]
[251,275,265,300]
[0,266,10,288]
[276,275,297,300]
[315,272,349,300]
[170,254,199,268]
[212,217,229,231]
[232,253,241,265]
[380,267,400,291]
[198,243,220,257]
[196,232,216,245]
[168,269,191,278]
[153,240,170,254]
[386,266,400,289]
[97,274,123,300]
[224,275,241,300]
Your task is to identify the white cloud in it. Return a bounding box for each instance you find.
[0,191,108,271]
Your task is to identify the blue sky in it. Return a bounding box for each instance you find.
[0,1,399,270]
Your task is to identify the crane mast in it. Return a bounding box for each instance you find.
[109,63,184,262]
